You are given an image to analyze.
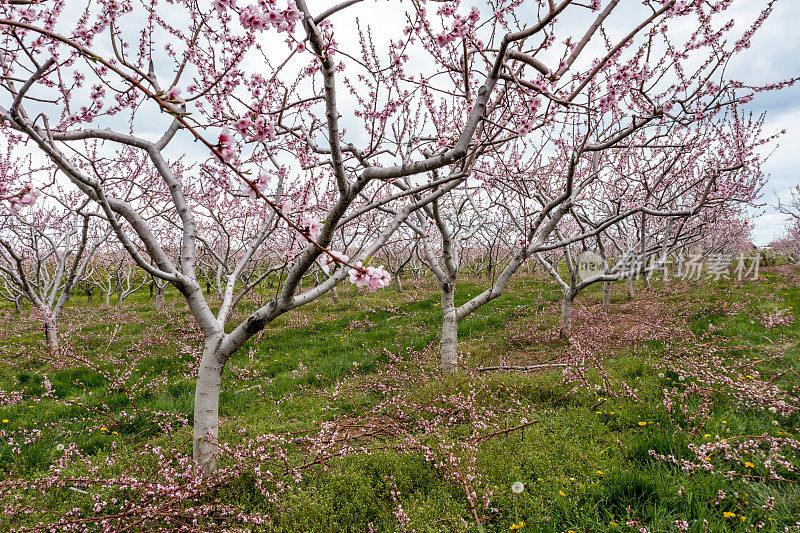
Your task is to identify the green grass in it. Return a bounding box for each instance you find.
[0,268,799,531]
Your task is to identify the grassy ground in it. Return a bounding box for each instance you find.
[0,267,798,531]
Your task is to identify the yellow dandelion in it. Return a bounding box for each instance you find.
[723,512,736,518]
[100,426,108,431]
[744,461,754,468]
[1,419,7,423]
[559,490,566,497]
[638,421,647,426]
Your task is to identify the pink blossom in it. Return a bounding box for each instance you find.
[296,215,322,243]
[239,5,268,31]
[321,250,349,267]
[234,117,253,136]
[251,116,275,141]
[212,0,236,14]
[216,128,238,163]
[8,188,40,214]
[163,87,182,102]
[348,262,392,290]
[238,3,301,33]
[240,171,271,198]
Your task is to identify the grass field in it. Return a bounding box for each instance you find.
[0,266,798,531]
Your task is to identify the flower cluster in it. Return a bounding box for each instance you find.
[162,86,182,103]
[321,250,349,267]
[435,6,480,47]
[296,215,322,243]
[233,115,277,142]
[6,187,39,214]
[348,262,392,290]
[758,308,794,328]
[237,2,302,33]
[216,128,238,163]
[239,170,272,198]
[650,434,800,481]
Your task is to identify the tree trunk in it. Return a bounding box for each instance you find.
[393,273,403,292]
[104,291,111,307]
[440,280,459,374]
[560,292,574,338]
[13,296,22,314]
[602,281,611,312]
[154,288,165,308]
[85,287,93,304]
[626,276,635,299]
[193,336,226,474]
[44,319,59,354]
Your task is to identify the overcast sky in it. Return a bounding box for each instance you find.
[686,1,800,246]
[724,1,800,245]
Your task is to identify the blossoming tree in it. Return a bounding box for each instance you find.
[773,185,800,263]
[0,197,110,352]
[536,110,771,335]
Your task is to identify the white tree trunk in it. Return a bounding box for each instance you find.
[193,336,226,474]
[626,276,635,299]
[602,281,611,312]
[560,292,574,338]
[440,281,459,374]
[153,286,165,308]
[44,319,59,354]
